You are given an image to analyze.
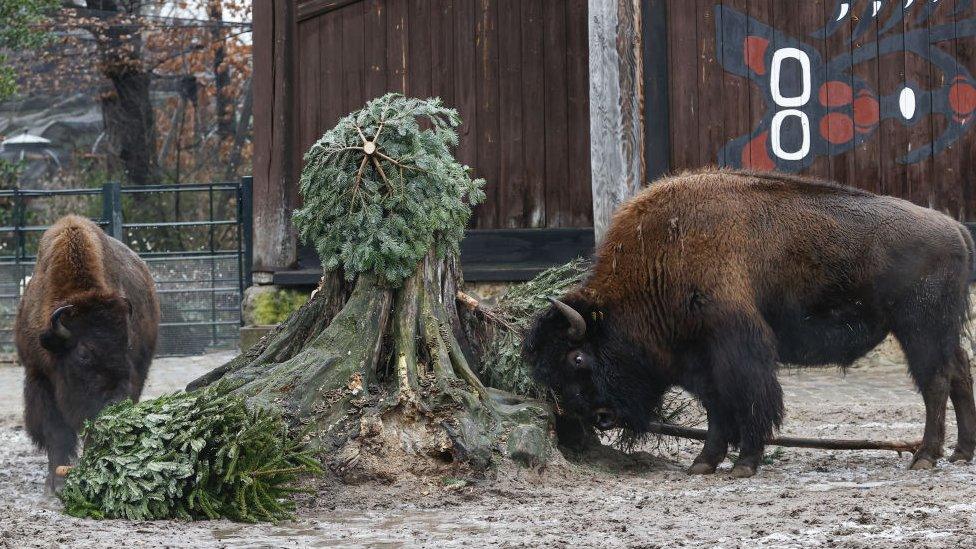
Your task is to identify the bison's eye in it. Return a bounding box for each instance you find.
[568,351,590,370]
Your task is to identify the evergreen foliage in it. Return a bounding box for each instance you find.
[0,0,58,100]
[294,94,485,286]
[59,386,320,522]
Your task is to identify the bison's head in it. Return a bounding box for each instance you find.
[523,294,669,435]
[39,291,133,414]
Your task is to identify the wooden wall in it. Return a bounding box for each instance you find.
[289,0,592,232]
[660,0,976,221]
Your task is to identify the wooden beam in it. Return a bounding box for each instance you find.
[642,0,670,182]
[251,0,298,273]
[588,0,645,243]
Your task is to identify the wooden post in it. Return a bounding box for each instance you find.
[588,0,645,243]
[251,0,298,274]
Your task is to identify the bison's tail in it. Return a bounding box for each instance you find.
[957,223,975,327]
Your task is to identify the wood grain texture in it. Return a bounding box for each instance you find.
[567,0,594,227]
[257,0,594,237]
[252,0,298,271]
[668,1,700,171]
[363,0,387,98]
[520,0,546,228]
[587,0,641,242]
[498,0,526,228]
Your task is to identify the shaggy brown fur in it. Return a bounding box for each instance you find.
[15,215,160,492]
[525,168,976,478]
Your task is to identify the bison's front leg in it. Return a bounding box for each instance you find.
[688,398,732,475]
[708,314,784,478]
[25,375,77,494]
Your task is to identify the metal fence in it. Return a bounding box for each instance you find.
[0,178,252,357]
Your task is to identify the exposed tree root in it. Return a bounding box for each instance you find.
[188,256,553,482]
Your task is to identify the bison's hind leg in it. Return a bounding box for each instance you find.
[894,324,957,470]
[948,346,976,463]
[24,374,77,493]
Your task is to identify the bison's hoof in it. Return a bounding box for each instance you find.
[948,449,974,463]
[729,464,756,478]
[909,457,937,470]
[687,462,717,475]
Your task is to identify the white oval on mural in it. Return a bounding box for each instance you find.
[899,87,916,120]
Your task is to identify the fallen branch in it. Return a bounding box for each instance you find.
[456,290,521,334]
[647,422,922,454]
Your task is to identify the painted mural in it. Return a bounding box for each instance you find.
[718,0,976,172]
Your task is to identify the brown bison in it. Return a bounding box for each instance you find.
[16,215,160,492]
[524,169,976,478]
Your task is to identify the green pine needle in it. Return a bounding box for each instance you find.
[294,93,485,287]
[59,386,321,522]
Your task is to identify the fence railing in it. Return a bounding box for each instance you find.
[0,177,253,357]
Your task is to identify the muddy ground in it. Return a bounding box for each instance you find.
[1,341,975,548]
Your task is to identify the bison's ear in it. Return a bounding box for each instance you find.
[40,305,74,353]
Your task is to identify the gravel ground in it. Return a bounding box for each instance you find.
[1,342,975,548]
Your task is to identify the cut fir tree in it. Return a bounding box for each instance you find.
[189,94,554,479]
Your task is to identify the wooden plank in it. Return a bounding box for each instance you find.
[253,0,298,271]
[742,0,772,172]
[877,0,909,200]
[644,0,671,180]
[320,9,344,131]
[716,0,745,169]
[430,0,456,106]
[251,0,273,236]
[542,0,570,227]
[905,0,936,207]
[407,0,432,97]
[297,20,321,154]
[588,0,642,239]
[850,0,882,194]
[454,0,478,176]
[956,0,976,220]
[340,3,366,115]
[566,0,593,227]
[386,0,409,93]
[931,0,964,218]
[668,1,701,171]
[363,0,388,98]
[696,0,724,167]
[520,0,546,227]
[474,0,500,229]
[819,0,853,185]
[497,0,525,228]
[786,0,831,179]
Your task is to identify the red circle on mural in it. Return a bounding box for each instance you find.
[744,36,769,76]
[853,94,879,131]
[741,132,775,171]
[818,81,853,107]
[820,112,854,144]
[949,82,976,115]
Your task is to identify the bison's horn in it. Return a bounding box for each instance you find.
[50,305,73,340]
[548,298,586,340]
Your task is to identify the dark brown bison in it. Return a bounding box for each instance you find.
[524,169,976,478]
[16,215,160,492]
